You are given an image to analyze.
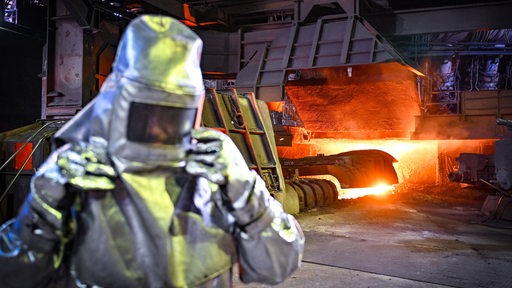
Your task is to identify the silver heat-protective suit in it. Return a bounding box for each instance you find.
[0,15,304,288]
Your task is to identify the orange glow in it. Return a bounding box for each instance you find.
[180,4,218,27]
[182,4,197,26]
[181,20,197,27]
[267,101,284,112]
[340,183,394,199]
[14,142,33,170]
[311,139,439,185]
[285,137,497,199]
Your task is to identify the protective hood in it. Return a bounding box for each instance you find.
[54,15,205,173]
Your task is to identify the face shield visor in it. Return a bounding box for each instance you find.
[107,77,202,172]
[127,102,197,145]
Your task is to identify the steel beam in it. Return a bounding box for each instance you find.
[363,1,512,36]
[300,0,356,20]
[142,0,230,25]
[139,0,185,19]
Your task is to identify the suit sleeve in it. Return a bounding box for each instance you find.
[233,175,305,285]
[0,151,74,288]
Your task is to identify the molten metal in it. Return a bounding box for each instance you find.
[340,183,394,199]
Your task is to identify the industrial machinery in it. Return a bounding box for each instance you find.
[281,150,399,189]
[0,88,400,220]
[449,118,512,192]
[448,119,512,220]
[448,153,496,187]
[280,150,398,211]
[0,121,66,222]
[201,88,399,213]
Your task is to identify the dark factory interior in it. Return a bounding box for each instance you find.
[2,1,512,287]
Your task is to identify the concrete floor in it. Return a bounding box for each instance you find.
[233,184,512,288]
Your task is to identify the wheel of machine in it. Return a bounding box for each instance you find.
[297,180,317,209]
[301,179,325,207]
[280,183,300,215]
[310,179,335,206]
[325,179,339,201]
[286,180,306,212]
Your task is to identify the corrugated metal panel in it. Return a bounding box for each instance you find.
[236,16,405,101]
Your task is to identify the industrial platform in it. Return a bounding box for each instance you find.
[233,184,512,288]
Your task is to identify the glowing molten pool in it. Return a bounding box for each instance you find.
[339,183,394,199]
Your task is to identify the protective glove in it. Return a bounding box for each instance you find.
[16,137,116,252]
[56,136,117,190]
[185,128,272,230]
[186,129,304,285]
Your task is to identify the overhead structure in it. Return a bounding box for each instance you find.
[234,13,419,102]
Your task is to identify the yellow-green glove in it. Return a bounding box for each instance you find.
[57,137,116,190]
[186,128,270,229]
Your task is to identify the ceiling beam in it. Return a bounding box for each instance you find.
[300,0,355,21]
[141,0,231,26]
[362,1,512,36]
[139,0,186,19]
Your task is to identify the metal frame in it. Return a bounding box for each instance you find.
[201,88,284,194]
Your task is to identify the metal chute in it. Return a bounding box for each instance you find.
[281,149,399,189]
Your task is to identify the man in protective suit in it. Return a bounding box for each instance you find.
[0,15,304,287]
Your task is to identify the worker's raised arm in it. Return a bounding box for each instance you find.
[186,127,305,284]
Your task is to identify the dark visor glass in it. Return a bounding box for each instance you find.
[127,102,197,145]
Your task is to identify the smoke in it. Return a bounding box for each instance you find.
[414,123,470,139]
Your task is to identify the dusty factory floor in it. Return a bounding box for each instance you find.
[233,183,512,288]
